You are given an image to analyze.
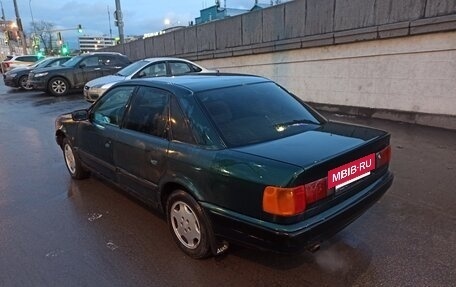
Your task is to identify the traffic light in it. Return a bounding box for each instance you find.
[77,24,82,33]
[61,44,69,55]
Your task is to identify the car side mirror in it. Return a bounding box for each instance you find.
[71,109,88,121]
[79,63,86,68]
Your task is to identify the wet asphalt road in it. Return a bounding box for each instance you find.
[0,82,455,287]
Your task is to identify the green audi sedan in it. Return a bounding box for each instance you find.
[55,74,393,258]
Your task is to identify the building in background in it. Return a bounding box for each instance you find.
[0,20,23,59]
[251,2,272,11]
[78,36,116,53]
[194,1,284,25]
[195,1,249,24]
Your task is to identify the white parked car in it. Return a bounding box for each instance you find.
[1,55,42,73]
[83,57,212,102]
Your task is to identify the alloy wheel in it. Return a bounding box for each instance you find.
[64,144,76,175]
[52,79,67,95]
[170,201,201,249]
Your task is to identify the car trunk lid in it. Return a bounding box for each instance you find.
[233,121,388,174]
[233,121,391,222]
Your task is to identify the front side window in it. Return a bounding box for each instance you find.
[123,87,169,138]
[91,86,135,126]
[137,62,167,78]
[196,82,321,147]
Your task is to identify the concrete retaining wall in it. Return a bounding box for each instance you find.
[110,0,456,61]
[103,0,456,128]
[197,31,456,129]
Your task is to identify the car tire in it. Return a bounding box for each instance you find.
[166,190,213,259]
[48,77,69,96]
[19,75,32,90]
[62,138,90,179]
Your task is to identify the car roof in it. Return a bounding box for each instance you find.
[80,52,124,57]
[121,74,270,93]
[9,55,38,60]
[142,57,198,62]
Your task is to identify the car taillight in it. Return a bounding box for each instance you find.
[263,178,327,216]
[3,62,10,68]
[376,145,391,168]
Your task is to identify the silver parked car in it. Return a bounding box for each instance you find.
[83,57,212,102]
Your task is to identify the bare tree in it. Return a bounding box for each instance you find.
[30,20,55,55]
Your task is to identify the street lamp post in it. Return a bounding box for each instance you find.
[12,0,27,54]
[29,0,35,25]
[114,0,125,44]
[0,0,13,54]
[29,0,36,53]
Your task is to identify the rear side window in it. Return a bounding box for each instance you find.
[169,62,192,75]
[100,55,124,66]
[190,64,202,72]
[17,56,38,62]
[81,56,100,67]
[170,96,195,144]
[138,62,167,77]
[197,82,321,147]
[111,55,130,66]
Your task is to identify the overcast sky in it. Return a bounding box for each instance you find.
[2,0,268,47]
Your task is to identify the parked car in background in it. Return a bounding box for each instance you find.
[83,57,211,102]
[55,74,393,258]
[3,56,72,90]
[28,52,130,96]
[1,55,42,73]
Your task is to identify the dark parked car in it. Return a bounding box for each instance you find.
[28,52,130,96]
[3,56,71,90]
[55,74,393,258]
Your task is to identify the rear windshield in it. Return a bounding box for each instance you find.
[33,58,55,68]
[196,82,321,147]
[116,60,147,77]
[61,56,82,67]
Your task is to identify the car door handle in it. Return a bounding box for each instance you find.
[105,140,111,148]
[150,159,158,166]
[94,68,101,70]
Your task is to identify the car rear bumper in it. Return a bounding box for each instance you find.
[202,171,394,253]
